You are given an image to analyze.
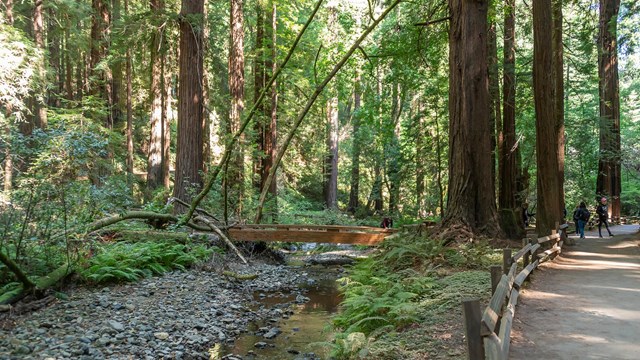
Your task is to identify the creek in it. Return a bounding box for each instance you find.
[223,267,343,359]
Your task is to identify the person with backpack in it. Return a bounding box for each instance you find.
[576,202,590,239]
[596,197,614,238]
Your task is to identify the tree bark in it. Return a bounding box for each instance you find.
[444,0,501,237]
[64,15,74,102]
[348,73,362,214]
[228,0,245,213]
[596,0,621,221]
[161,50,171,190]
[323,3,339,211]
[263,1,278,214]
[533,0,563,236]
[47,7,61,108]
[253,0,266,190]
[111,0,123,126]
[3,0,13,24]
[553,0,565,215]
[147,0,166,192]
[33,0,47,129]
[173,0,204,206]
[90,0,111,127]
[125,0,133,179]
[488,5,500,201]
[500,0,517,211]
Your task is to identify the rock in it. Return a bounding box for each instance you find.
[108,320,125,332]
[287,348,301,354]
[263,327,281,339]
[295,295,310,304]
[254,341,268,349]
[13,345,32,355]
[0,304,11,312]
[154,332,170,340]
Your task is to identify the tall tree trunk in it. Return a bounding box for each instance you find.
[533,0,563,236]
[76,58,83,101]
[3,0,14,193]
[444,0,501,236]
[553,0,565,216]
[125,0,133,179]
[434,106,444,218]
[596,0,621,221]
[253,0,265,190]
[147,0,165,191]
[415,100,425,218]
[33,0,47,129]
[324,97,338,210]
[500,0,517,211]
[387,82,403,214]
[90,0,111,127]
[228,0,245,213]
[47,7,61,108]
[173,0,204,205]
[348,73,361,214]
[64,15,74,102]
[323,3,339,210]
[488,4,500,201]
[111,0,123,126]
[161,46,171,190]
[262,0,278,214]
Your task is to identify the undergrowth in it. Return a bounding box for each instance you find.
[80,241,220,283]
[331,233,498,359]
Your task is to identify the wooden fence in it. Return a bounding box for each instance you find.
[463,223,569,360]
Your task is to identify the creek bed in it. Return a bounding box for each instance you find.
[222,267,343,359]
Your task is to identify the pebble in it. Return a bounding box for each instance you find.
[0,262,316,358]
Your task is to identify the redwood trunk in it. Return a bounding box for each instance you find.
[553,0,565,215]
[147,0,165,191]
[533,0,563,235]
[348,74,362,214]
[323,4,339,210]
[173,0,204,204]
[33,0,47,129]
[228,0,245,212]
[500,0,517,211]
[444,0,501,237]
[596,0,621,222]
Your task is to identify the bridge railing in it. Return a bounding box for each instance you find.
[463,223,569,360]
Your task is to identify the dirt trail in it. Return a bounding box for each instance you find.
[510,224,640,360]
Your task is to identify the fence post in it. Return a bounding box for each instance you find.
[490,265,502,294]
[502,248,512,275]
[462,298,484,360]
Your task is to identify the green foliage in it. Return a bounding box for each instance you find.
[331,233,498,358]
[80,241,218,284]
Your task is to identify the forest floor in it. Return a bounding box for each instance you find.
[510,224,640,359]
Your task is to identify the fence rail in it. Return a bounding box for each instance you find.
[463,223,569,360]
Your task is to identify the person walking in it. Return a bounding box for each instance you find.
[572,205,581,235]
[576,202,590,239]
[596,197,614,238]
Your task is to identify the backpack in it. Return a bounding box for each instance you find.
[579,208,590,222]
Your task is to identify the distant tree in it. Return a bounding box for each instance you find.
[348,73,361,213]
[33,0,47,129]
[323,2,339,210]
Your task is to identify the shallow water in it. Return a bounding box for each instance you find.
[223,268,342,359]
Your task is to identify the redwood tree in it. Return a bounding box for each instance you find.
[444,0,501,237]
[173,0,204,204]
[147,0,169,191]
[596,0,621,221]
[533,0,563,235]
[228,0,245,213]
[323,3,339,210]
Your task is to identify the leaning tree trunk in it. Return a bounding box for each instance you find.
[596,0,621,222]
[443,0,501,238]
[533,0,563,236]
[173,0,204,207]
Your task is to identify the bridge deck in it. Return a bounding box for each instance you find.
[228,224,398,246]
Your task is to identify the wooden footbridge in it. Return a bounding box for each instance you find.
[228,224,399,246]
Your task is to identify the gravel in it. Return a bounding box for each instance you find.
[0,259,315,359]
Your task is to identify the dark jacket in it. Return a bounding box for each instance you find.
[596,204,608,221]
[577,208,590,222]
